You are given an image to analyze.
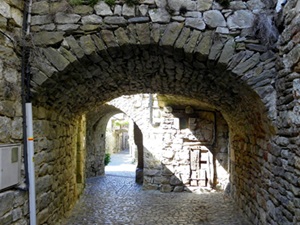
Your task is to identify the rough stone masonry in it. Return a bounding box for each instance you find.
[0,0,299,224]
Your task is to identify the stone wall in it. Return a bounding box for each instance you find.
[273,0,300,224]
[29,0,278,127]
[105,118,119,155]
[228,1,300,219]
[33,106,85,224]
[1,0,299,225]
[85,105,121,178]
[229,132,274,223]
[105,114,129,154]
[157,107,229,192]
[0,1,27,225]
[108,94,230,191]
[85,106,137,179]
[0,0,23,150]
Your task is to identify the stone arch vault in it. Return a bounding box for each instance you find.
[31,23,277,133]
[30,20,278,224]
[2,0,299,224]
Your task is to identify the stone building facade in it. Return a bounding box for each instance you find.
[106,94,230,192]
[0,0,299,224]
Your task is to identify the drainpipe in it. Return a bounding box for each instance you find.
[22,0,37,225]
[26,103,37,225]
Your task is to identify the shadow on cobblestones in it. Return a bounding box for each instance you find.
[62,151,250,225]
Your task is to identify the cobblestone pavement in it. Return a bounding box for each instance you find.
[62,151,251,225]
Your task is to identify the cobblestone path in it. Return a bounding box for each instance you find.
[62,151,251,225]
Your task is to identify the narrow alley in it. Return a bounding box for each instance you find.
[62,151,250,225]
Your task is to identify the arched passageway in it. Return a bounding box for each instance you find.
[86,93,230,191]
[86,107,144,182]
[2,0,300,224]
[30,38,276,223]
[29,18,277,224]
[105,113,130,155]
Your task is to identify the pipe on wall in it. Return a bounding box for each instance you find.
[21,0,29,191]
[21,0,36,224]
[26,103,37,225]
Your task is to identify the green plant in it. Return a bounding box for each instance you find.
[105,0,116,6]
[69,0,99,6]
[69,0,84,5]
[88,0,99,5]
[113,119,129,127]
[104,153,111,166]
[125,0,139,6]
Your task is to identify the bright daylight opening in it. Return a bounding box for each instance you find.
[90,94,231,193]
[104,113,137,176]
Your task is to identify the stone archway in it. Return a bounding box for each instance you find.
[30,20,277,130]
[85,104,122,178]
[30,27,277,223]
[85,105,144,181]
[2,0,300,224]
[28,1,279,223]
